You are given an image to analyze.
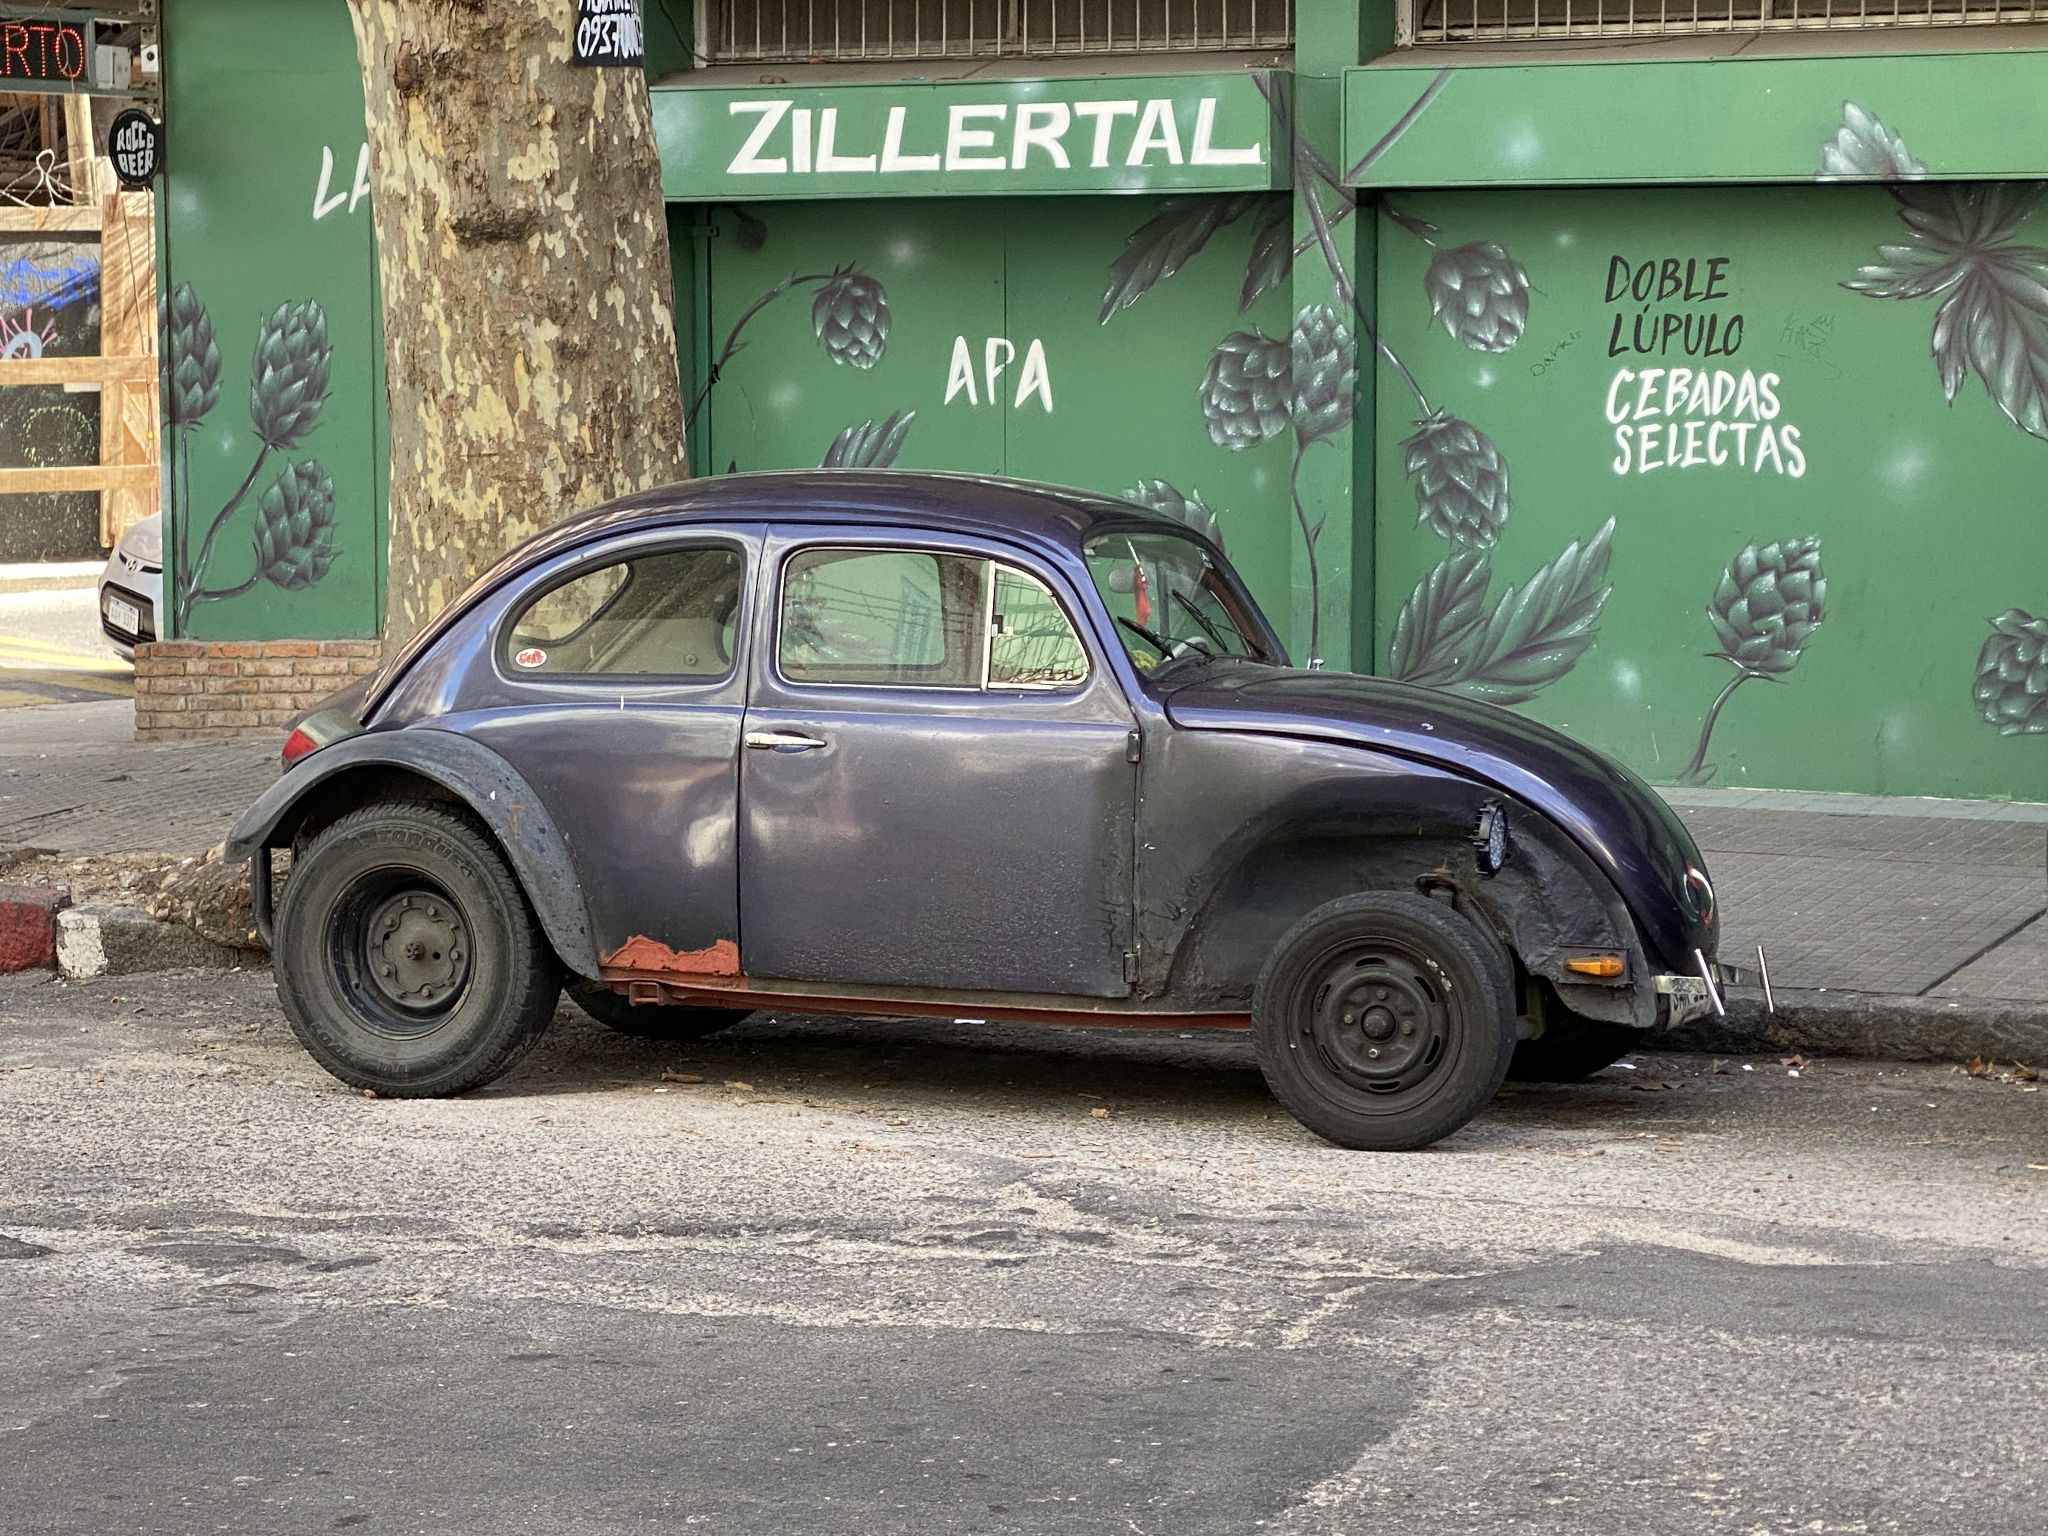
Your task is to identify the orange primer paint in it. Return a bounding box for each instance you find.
[602,935,742,977]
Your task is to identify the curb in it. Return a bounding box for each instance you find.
[0,572,99,596]
[0,884,70,972]
[1663,986,2048,1065]
[54,905,263,978]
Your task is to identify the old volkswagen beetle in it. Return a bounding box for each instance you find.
[228,471,1723,1151]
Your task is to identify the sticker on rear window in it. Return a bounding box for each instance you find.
[514,647,547,669]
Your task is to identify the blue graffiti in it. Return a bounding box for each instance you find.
[0,249,99,311]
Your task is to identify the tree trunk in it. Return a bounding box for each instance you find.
[346,0,687,651]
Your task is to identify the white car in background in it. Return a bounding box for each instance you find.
[97,511,162,660]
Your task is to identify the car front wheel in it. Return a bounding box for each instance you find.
[1253,892,1516,1151]
[274,801,560,1097]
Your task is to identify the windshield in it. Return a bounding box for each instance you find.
[1083,530,1276,676]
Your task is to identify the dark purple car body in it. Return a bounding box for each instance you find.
[230,471,1720,1148]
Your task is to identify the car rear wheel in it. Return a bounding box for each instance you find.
[1253,892,1516,1151]
[567,979,753,1042]
[274,801,560,1097]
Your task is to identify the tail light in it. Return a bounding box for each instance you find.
[281,708,364,768]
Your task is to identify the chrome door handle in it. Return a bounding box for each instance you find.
[743,729,826,752]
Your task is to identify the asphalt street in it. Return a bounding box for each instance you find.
[0,586,131,709]
[1,969,2043,1535]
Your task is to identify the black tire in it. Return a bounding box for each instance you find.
[1507,1009,1641,1083]
[1253,892,1516,1151]
[567,978,753,1042]
[273,800,560,1097]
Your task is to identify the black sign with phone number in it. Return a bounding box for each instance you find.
[573,0,644,67]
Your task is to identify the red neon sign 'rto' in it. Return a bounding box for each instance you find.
[0,21,88,83]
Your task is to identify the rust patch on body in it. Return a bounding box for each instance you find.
[602,935,741,976]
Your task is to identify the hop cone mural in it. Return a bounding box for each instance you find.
[1402,412,1511,550]
[1423,241,1530,354]
[1973,609,2048,735]
[812,269,890,370]
[252,460,338,591]
[1289,305,1355,446]
[249,300,332,450]
[1124,478,1224,550]
[1708,538,1827,675]
[163,282,220,428]
[1200,331,1291,451]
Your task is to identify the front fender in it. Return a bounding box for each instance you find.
[225,728,598,979]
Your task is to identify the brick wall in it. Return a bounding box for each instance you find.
[133,640,382,740]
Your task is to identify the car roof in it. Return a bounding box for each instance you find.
[509,470,1188,571]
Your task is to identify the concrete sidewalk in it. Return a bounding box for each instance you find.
[2,698,2043,1058]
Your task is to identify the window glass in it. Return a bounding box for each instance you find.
[780,548,987,686]
[507,546,744,678]
[1084,530,1270,676]
[987,565,1088,689]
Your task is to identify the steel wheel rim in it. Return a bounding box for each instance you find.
[1301,936,1456,1098]
[328,868,474,1039]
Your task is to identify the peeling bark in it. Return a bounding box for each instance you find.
[347,0,688,652]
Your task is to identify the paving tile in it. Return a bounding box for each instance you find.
[1927,915,2048,1005]
[1677,807,2048,868]
[1706,849,2044,994]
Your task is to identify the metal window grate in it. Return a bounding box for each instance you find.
[708,1,1293,64]
[1402,0,2048,42]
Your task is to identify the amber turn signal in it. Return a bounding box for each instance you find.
[1566,955,1626,978]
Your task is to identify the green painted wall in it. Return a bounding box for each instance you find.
[1347,46,2048,189]
[1371,183,2048,802]
[160,0,383,640]
[695,195,1299,629]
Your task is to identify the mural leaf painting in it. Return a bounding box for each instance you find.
[1973,608,2048,735]
[1387,548,1491,687]
[1839,129,2048,441]
[690,256,893,428]
[1124,479,1226,550]
[1238,198,1293,313]
[162,284,341,626]
[1679,538,1827,785]
[1098,194,1262,324]
[1201,330,1292,450]
[1423,241,1531,354]
[1402,412,1510,550]
[1818,103,1928,182]
[1436,519,1616,707]
[820,410,915,470]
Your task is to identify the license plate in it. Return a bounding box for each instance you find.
[1656,974,1714,1026]
[104,594,140,635]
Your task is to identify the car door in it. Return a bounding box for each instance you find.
[739,527,1137,997]
[457,530,759,970]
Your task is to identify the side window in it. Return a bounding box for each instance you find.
[778,546,1090,691]
[507,546,744,679]
[987,565,1088,689]
[779,548,985,687]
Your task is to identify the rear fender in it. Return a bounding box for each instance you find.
[225,728,597,979]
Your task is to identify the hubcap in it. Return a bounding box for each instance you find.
[1307,946,1450,1094]
[363,890,469,1011]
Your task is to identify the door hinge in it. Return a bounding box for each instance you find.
[1123,950,1138,984]
[1126,728,1143,764]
